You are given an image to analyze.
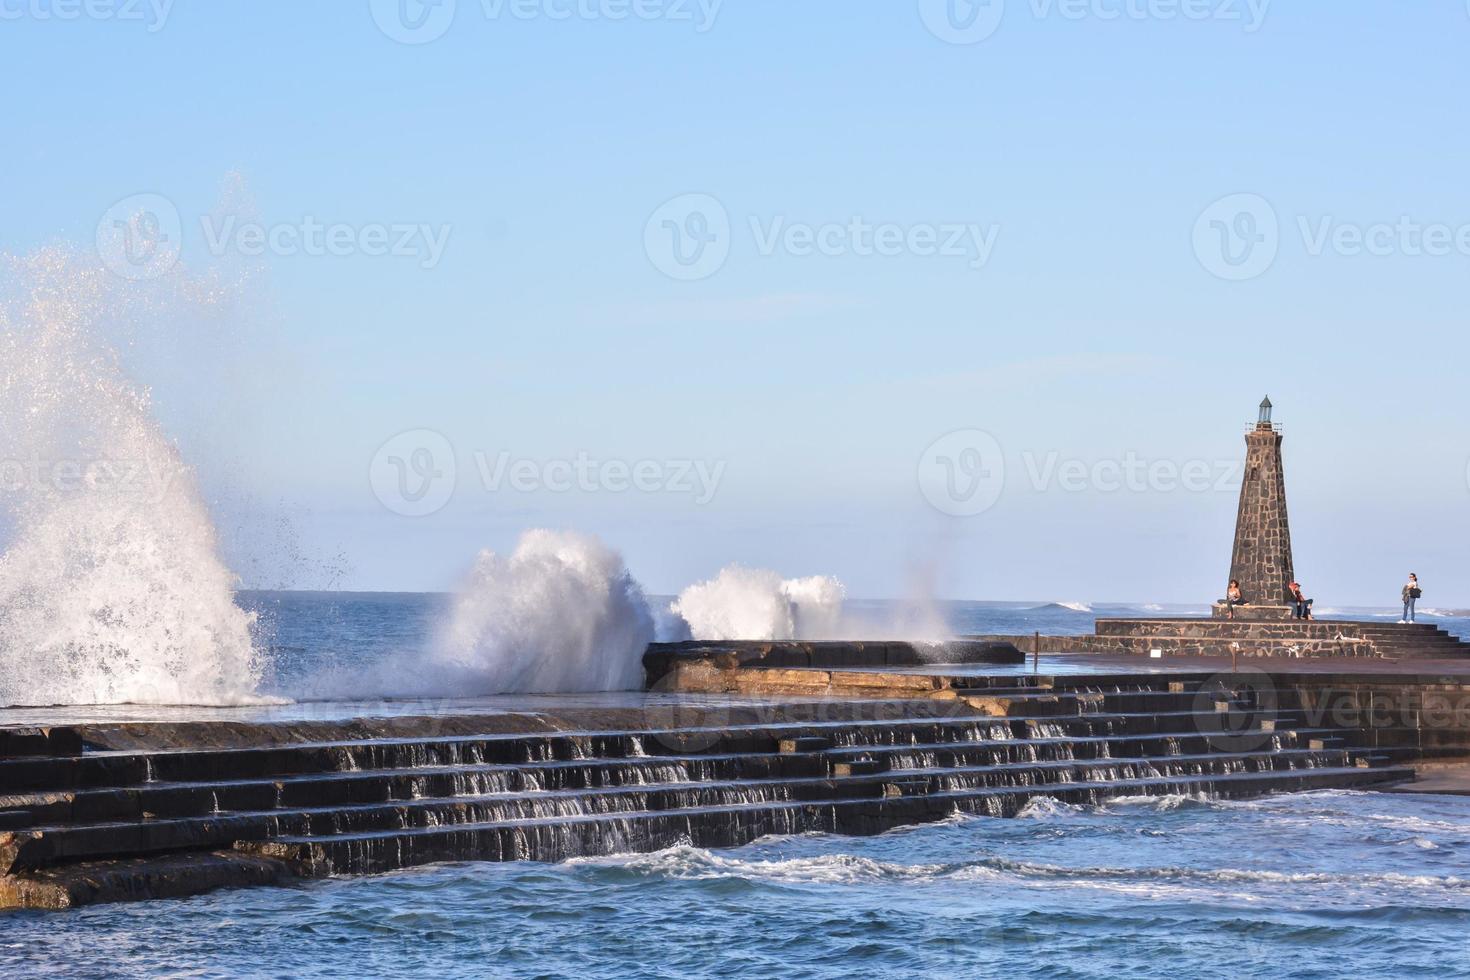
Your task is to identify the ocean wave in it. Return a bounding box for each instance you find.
[568,844,955,885]
[0,250,267,707]
[567,837,1470,897]
[1216,791,1470,835]
[961,857,1469,892]
[1101,793,1213,812]
[1017,796,1089,820]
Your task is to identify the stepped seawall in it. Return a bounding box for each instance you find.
[6,642,1470,910]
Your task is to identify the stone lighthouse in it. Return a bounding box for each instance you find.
[1218,397,1297,619]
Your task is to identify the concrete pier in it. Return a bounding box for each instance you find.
[7,649,1470,911]
[971,619,1470,660]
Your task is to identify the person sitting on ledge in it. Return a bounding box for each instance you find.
[1289,581,1314,621]
[1225,580,1247,620]
[1402,573,1422,624]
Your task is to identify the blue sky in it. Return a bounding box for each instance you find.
[3,1,1468,604]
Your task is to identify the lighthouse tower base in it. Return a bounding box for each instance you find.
[1210,602,1298,621]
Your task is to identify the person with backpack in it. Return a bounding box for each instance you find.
[1402,573,1422,623]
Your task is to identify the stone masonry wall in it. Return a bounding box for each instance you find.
[1228,425,1296,606]
[969,633,1376,659]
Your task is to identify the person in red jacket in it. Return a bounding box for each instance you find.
[1289,581,1314,621]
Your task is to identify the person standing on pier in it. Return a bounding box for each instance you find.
[1402,574,1422,623]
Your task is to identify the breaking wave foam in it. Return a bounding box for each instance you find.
[0,249,267,707]
[669,566,846,641]
[430,530,655,694]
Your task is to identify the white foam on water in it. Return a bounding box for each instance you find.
[1102,792,1212,812]
[0,249,268,706]
[573,843,951,885]
[665,564,952,642]
[430,529,655,694]
[668,565,847,641]
[1016,796,1088,820]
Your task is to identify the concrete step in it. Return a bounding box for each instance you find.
[1,727,1337,828]
[0,758,1417,910]
[0,668,1438,911]
[238,766,1413,878]
[778,737,831,754]
[0,749,1365,872]
[0,708,1295,794]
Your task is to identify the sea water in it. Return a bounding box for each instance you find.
[2,788,1468,978]
[245,593,1470,702]
[1,598,1468,976]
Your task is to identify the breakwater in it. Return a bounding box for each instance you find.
[973,618,1470,660]
[8,643,1470,910]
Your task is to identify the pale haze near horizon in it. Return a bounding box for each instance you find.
[2,2,1467,608]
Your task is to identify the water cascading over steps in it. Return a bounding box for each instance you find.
[0,671,1432,910]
